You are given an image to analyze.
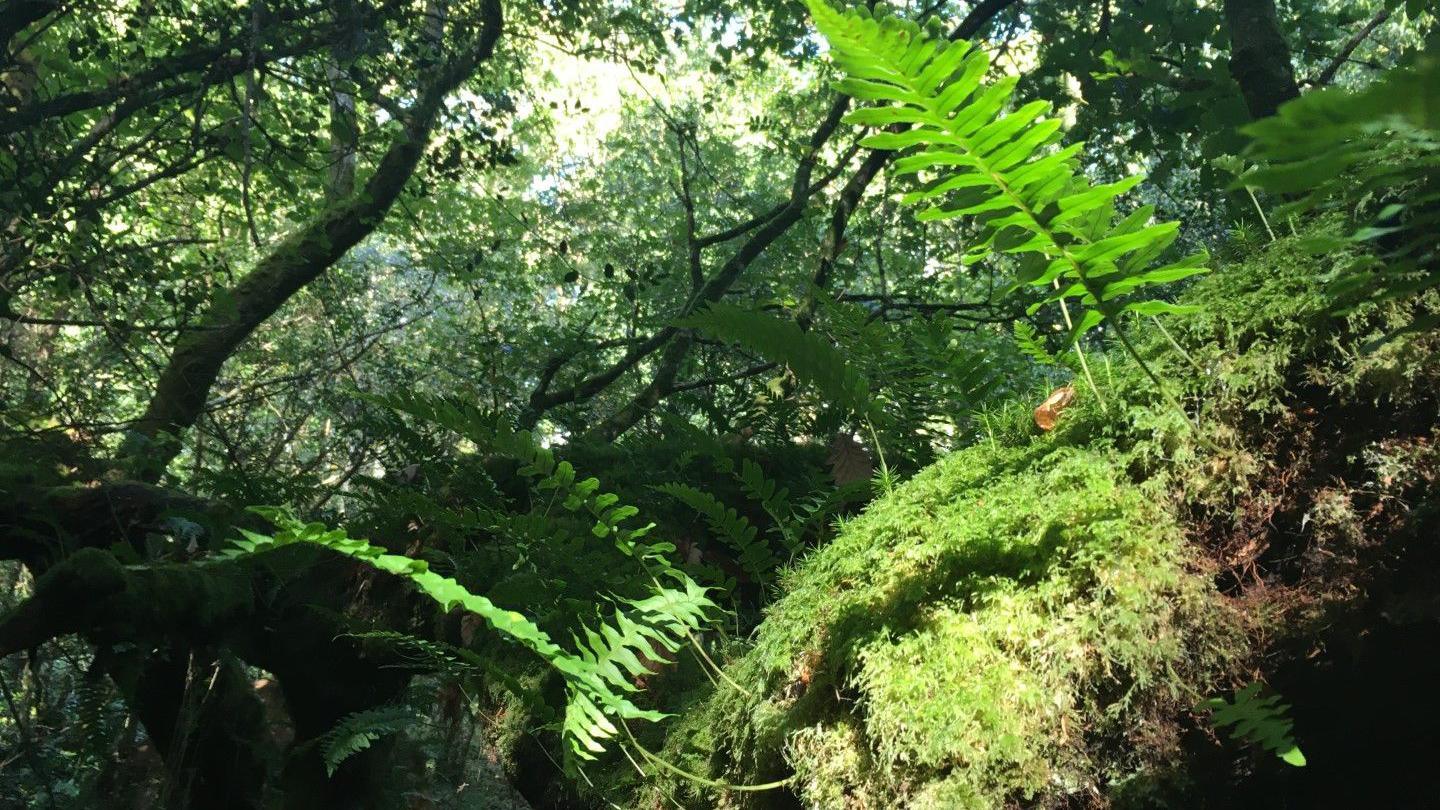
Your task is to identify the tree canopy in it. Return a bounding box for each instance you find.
[1,0,1436,807]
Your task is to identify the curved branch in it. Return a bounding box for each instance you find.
[1308,7,1392,88]
[118,0,505,478]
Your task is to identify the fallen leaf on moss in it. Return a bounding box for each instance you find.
[1034,385,1076,431]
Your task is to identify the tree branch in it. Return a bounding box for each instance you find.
[117,0,504,479]
[668,361,776,395]
[583,0,1026,440]
[1308,7,1392,88]
[0,5,335,135]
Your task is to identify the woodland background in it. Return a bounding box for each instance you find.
[1,0,1437,808]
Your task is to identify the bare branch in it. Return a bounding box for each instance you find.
[1308,7,1392,88]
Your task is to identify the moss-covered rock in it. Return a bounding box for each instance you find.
[625,226,1439,808]
[639,441,1243,808]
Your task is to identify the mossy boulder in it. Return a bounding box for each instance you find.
[626,226,1439,808]
[640,442,1244,808]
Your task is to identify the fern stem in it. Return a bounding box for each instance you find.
[1102,313,1222,453]
[646,571,753,697]
[1052,280,1108,413]
[864,418,895,494]
[1151,315,1207,377]
[683,623,750,696]
[689,647,721,689]
[618,740,649,778]
[622,721,795,792]
[1245,186,1278,242]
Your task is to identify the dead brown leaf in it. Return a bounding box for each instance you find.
[827,432,873,486]
[1034,384,1076,431]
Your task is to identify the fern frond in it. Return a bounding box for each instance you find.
[355,392,734,758]
[74,662,114,763]
[735,459,802,555]
[230,503,715,761]
[1200,682,1306,767]
[678,302,874,419]
[794,478,868,537]
[350,631,549,718]
[656,482,781,581]
[350,630,474,670]
[1241,54,1440,312]
[1013,321,1058,366]
[735,459,791,521]
[320,704,419,776]
[806,1,1207,359]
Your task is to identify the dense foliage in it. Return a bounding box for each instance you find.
[1,0,1436,808]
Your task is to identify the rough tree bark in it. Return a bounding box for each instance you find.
[1224,0,1302,119]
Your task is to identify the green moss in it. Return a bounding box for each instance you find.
[647,443,1240,808]
[625,223,1440,808]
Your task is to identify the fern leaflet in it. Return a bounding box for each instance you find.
[1200,682,1306,767]
[806,1,1207,378]
[1012,321,1058,366]
[735,459,802,555]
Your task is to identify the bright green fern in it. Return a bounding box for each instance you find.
[1200,682,1306,767]
[806,0,1208,386]
[228,509,712,762]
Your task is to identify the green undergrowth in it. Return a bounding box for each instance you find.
[617,223,1439,808]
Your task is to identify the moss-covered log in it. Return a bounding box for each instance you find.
[0,532,423,807]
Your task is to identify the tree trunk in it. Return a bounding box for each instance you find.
[1224,0,1301,119]
[109,649,269,810]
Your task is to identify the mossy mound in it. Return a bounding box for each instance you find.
[638,443,1243,809]
[626,227,1439,808]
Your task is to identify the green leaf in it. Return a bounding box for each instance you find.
[678,303,874,418]
[806,0,1204,356]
